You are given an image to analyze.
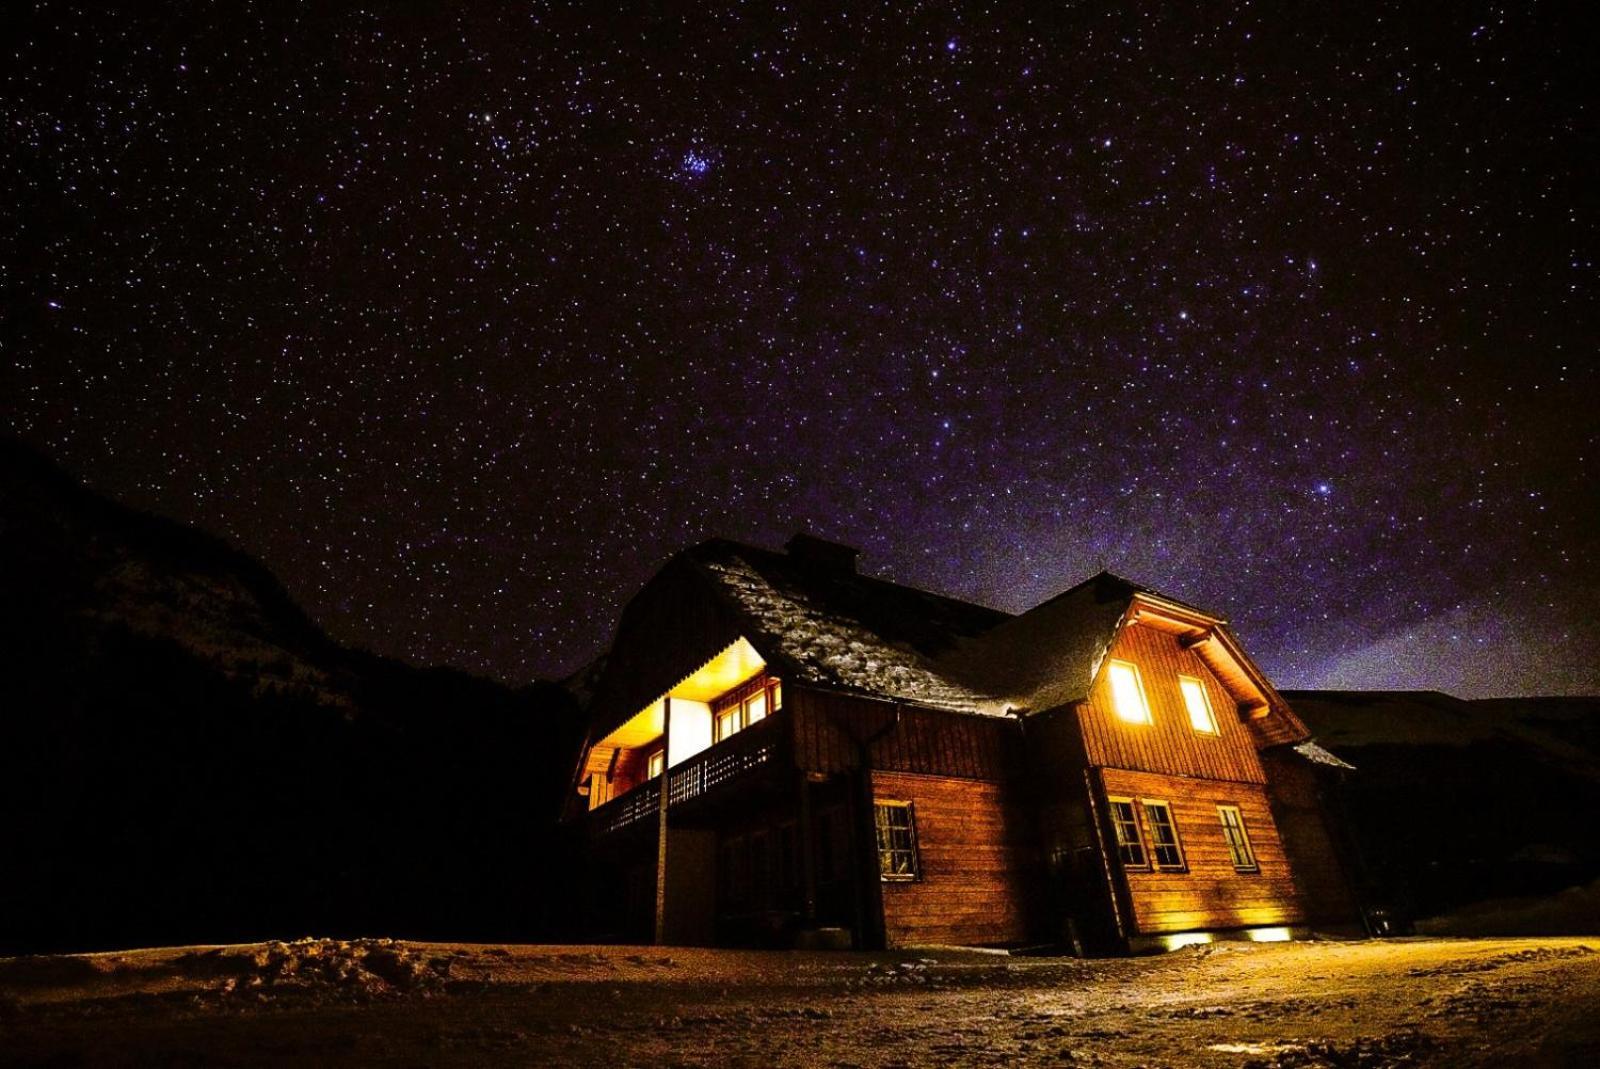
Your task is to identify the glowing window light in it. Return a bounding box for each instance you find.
[1180,676,1219,734]
[1246,927,1292,943]
[1107,661,1152,724]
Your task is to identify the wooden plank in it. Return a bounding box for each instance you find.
[1078,623,1267,785]
[871,770,1034,948]
[1097,767,1305,935]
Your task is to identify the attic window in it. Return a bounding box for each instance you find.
[1179,676,1219,735]
[1107,661,1152,725]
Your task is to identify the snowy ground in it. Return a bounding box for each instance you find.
[3,936,1597,1067]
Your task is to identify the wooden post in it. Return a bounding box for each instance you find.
[654,696,672,945]
[798,772,817,923]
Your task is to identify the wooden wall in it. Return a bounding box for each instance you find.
[871,770,1035,947]
[1260,750,1362,928]
[1100,768,1306,934]
[1079,622,1267,785]
[791,688,1017,781]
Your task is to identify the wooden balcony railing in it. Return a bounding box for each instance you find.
[589,713,782,836]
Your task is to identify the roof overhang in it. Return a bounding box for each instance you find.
[588,636,767,754]
[1124,594,1309,744]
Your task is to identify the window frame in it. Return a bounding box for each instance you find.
[873,799,922,882]
[712,673,783,744]
[1107,796,1149,869]
[1216,804,1259,873]
[1179,675,1220,735]
[1142,799,1187,871]
[646,748,665,780]
[1106,660,1154,725]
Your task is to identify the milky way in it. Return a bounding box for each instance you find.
[4,4,1596,695]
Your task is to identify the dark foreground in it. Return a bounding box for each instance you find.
[3,937,1598,1067]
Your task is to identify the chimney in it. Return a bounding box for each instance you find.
[785,533,860,573]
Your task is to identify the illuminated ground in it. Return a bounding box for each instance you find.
[3,936,1597,1067]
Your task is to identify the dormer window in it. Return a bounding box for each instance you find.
[1107,661,1152,724]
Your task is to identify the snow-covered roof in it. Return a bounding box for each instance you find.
[1290,739,1357,770]
[941,572,1142,713]
[584,535,1292,738]
[687,541,1014,715]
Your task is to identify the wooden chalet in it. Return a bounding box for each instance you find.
[565,534,1359,952]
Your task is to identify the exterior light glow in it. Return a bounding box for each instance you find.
[1246,926,1292,943]
[1160,932,1214,952]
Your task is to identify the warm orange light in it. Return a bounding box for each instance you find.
[1179,676,1218,734]
[1108,661,1152,724]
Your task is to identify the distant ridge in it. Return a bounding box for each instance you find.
[0,436,585,954]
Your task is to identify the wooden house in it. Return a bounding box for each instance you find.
[565,534,1359,952]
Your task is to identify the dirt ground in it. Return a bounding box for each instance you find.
[3,936,1598,1067]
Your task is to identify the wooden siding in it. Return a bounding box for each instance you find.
[871,770,1034,947]
[1100,768,1305,934]
[1078,622,1267,785]
[1260,750,1361,927]
[791,688,1017,781]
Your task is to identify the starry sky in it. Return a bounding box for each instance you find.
[4,3,1596,697]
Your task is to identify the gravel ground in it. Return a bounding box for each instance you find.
[2,936,1597,1067]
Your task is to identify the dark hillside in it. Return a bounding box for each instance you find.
[0,438,586,954]
[1286,689,1600,925]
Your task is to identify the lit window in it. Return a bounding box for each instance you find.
[647,749,665,779]
[1179,676,1218,734]
[1143,801,1185,869]
[712,675,781,743]
[1107,661,1152,724]
[770,680,782,712]
[1217,805,1258,872]
[874,801,920,880]
[1108,798,1147,868]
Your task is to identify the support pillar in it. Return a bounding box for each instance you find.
[654,696,672,944]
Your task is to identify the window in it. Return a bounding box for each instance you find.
[874,800,920,880]
[1217,805,1258,872]
[712,674,782,743]
[1143,801,1185,869]
[646,748,665,779]
[1179,676,1219,734]
[1108,798,1148,868]
[1107,661,1152,724]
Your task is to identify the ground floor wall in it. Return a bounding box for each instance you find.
[870,769,1037,948]
[1098,767,1307,936]
[1260,751,1364,930]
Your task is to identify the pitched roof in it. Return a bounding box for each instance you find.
[584,535,1305,749]
[683,539,1015,715]
[941,571,1144,713]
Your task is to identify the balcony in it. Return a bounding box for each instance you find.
[589,711,782,836]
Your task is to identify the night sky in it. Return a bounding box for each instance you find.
[4,4,1596,697]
